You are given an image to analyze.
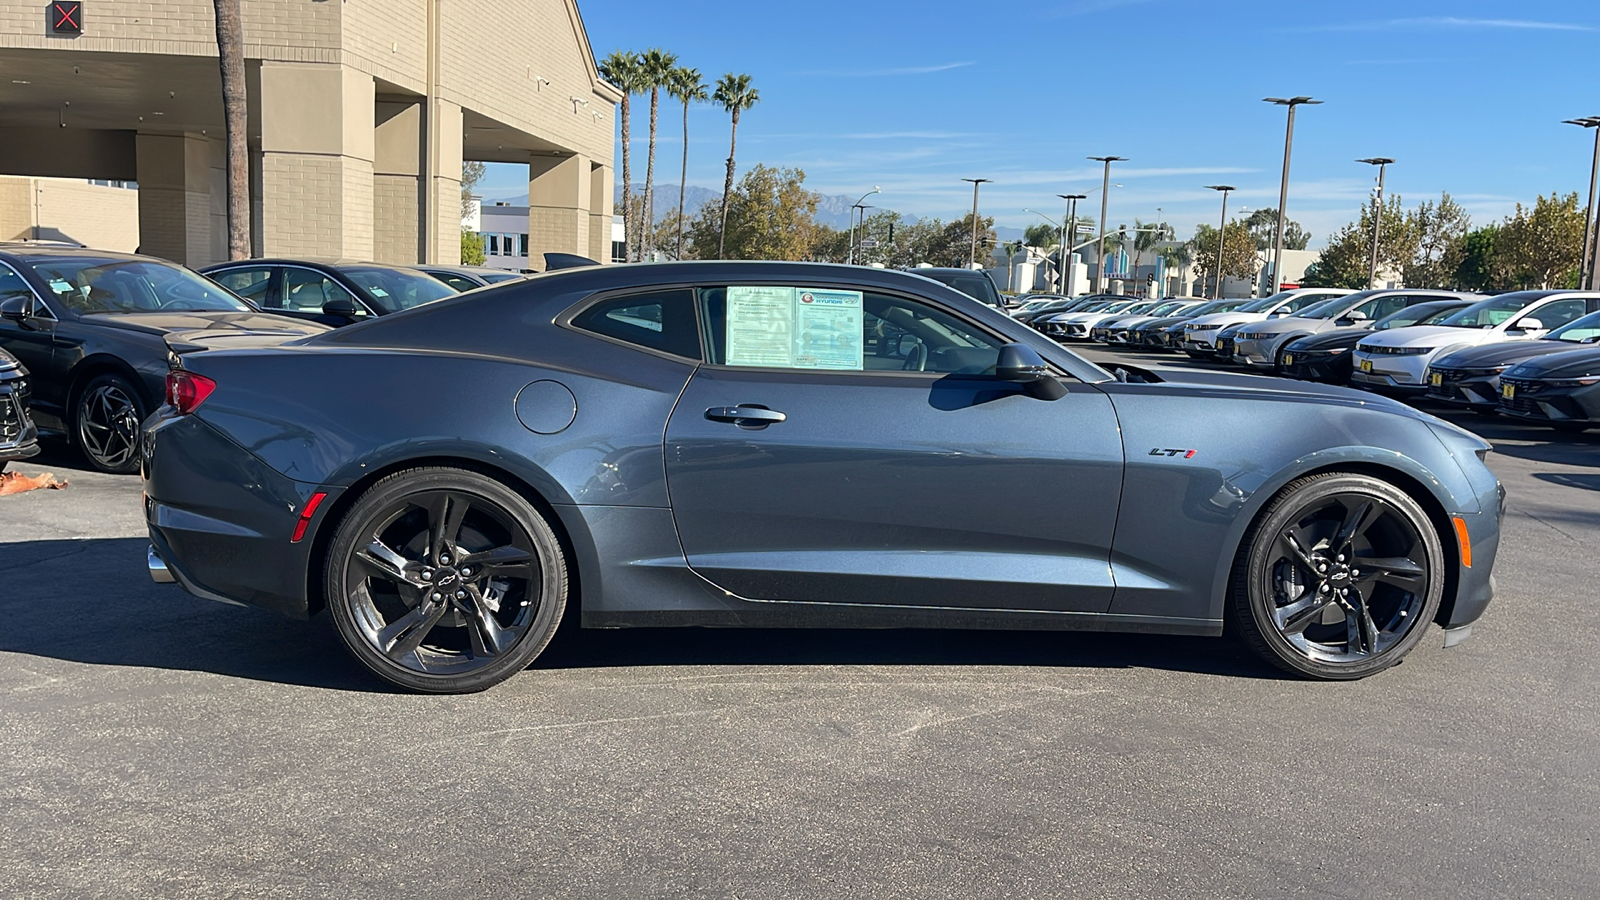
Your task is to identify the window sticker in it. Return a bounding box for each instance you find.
[726,286,864,370]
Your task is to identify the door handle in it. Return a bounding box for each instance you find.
[705,405,786,426]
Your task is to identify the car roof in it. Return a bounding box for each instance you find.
[0,243,159,265]
[203,258,432,273]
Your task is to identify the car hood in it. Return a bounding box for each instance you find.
[1358,325,1495,349]
[1285,327,1369,351]
[1186,312,1265,329]
[1135,315,1190,329]
[1237,315,1337,336]
[1145,366,1426,415]
[1505,346,1600,379]
[77,311,330,338]
[1433,338,1595,369]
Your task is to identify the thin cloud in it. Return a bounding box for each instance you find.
[1047,0,1159,18]
[1296,17,1595,33]
[796,61,974,77]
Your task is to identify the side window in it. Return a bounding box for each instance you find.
[571,289,701,359]
[1282,292,1340,313]
[698,286,1002,375]
[0,266,35,311]
[283,268,360,312]
[1523,299,1587,329]
[211,267,275,307]
[435,273,479,292]
[1356,294,1407,321]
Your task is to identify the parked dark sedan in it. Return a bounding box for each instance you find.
[0,245,328,472]
[144,261,1502,692]
[1014,294,1118,328]
[1130,299,1248,350]
[0,346,39,471]
[1279,300,1473,386]
[1498,345,1600,431]
[1426,311,1600,411]
[909,267,1005,309]
[417,265,526,291]
[201,259,460,328]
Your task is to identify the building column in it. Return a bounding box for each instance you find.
[373,99,423,265]
[528,153,590,268]
[424,100,462,265]
[136,133,215,266]
[257,63,374,259]
[588,162,612,264]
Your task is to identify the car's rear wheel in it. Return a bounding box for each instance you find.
[325,467,568,693]
[73,373,145,474]
[1231,473,1444,680]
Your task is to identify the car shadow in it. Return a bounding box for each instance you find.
[1533,472,1600,492]
[0,537,1282,691]
[14,437,114,476]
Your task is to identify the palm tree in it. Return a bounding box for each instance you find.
[999,239,1025,291]
[667,66,706,260]
[597,51,644,261]
[1131,219,1172,295]
[1158,244,1192,296]
[713,73,759,259]
[212,0,248,258]
[637,49,677,261]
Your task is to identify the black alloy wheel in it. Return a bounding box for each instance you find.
[325,467,568,693]
[74,373,146,474]
[1232,473,1444,680]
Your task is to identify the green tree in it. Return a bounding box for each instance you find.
[1189,221,1257,294]
[1302,196,1416,289]
[998,240,1027,291]
[667,66,707,260]
[1131,219,1172,290]
[1243,208,1311,251]
[685,164,819,261]
[1496,192,1586,288]
[1024,222,1058,249]
[637,48,677,260]
[712,73,760,259]
[460,230,485,266]
[1453,225,1500,291]
[1404,192,1471,288]
[597,51,645,261]
[1157,243,1192,296]
[916,214,996,269]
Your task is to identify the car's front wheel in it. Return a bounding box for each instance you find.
[1231,472,1444,680]
[73,373,146,474]
[324,467,568,693]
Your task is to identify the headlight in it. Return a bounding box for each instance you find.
[1547,376,1600,388]
[1237,331,1273,341]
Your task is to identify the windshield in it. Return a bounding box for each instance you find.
[26,258,251,314]
[1437,292,1543,329]
[1145,301,1184,316]
[478,271,521,284]
[342,266,459,313]
[1375,302,1462,330]
[1550,310,1600,343]
[1236,292,1296,313]
[1297,292,1374,320]
[922,271,1002,306]
[1188,300,1244,316]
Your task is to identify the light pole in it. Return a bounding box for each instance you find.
[962,178,991,268]
[1357,158,1393,289]
[1564,118,1600,291]
[846,186,880,265]
[1263,97,1320,294]
[1206,185,1235,300]
[1057,193,1087,294]
[1087,157,1125,292]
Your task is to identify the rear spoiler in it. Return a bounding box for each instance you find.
[543,252,600,271]
[163,328,314,358]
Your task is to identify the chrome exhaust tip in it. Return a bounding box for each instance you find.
[147,545,175,584]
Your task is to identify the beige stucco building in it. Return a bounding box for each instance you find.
[0,0,618,267]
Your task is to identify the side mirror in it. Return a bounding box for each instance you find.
[1342,310,1368,323]
[1515,317,1544,332]
[995,343,1066,400]
[0,295,27,321]
[322,296,359,317]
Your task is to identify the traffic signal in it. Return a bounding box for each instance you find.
[1146,273,1155,284]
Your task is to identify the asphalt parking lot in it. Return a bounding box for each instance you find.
[3,352,1598,899]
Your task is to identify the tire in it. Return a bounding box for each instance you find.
[1229,472,1445,680]
[73,372,146,474]
[324,467,568,693]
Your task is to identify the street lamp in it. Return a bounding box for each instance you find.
[1206,185,1235,300]
[961,178,991,268]
[1087,157,1126,292]
[1263,96,1321,294]
[1057,193,1087,294]
[846,186,880,265]
[1357,158,1394,289]
[1564,118,1600,291]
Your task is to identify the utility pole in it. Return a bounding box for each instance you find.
[962,178,990,268]
[1263,97,1320,294]
[846,186,879,265]
[1564,118,1600,292]
[1206,185,1235,299]
[1357,158,1393,289]
[1057,193,1085,294]
[1087,157,1125,292]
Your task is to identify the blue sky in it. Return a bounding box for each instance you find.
[483,0,1600,248]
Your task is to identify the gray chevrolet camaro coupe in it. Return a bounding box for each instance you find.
[143,262,1505,693]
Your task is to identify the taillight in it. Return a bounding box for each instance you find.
[165,370,216,415]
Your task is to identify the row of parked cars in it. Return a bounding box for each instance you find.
[1019,286,1600,433]
[0,242,531,474]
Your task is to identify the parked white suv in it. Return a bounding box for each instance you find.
[1181,288,1354,357]
[1350,290,1597,393]
[1231,289,1484,368]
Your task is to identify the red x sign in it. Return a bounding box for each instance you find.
[51,2,83,34]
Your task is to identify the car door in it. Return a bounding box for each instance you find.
[0,262,65,420]
[664,281,1125,614]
